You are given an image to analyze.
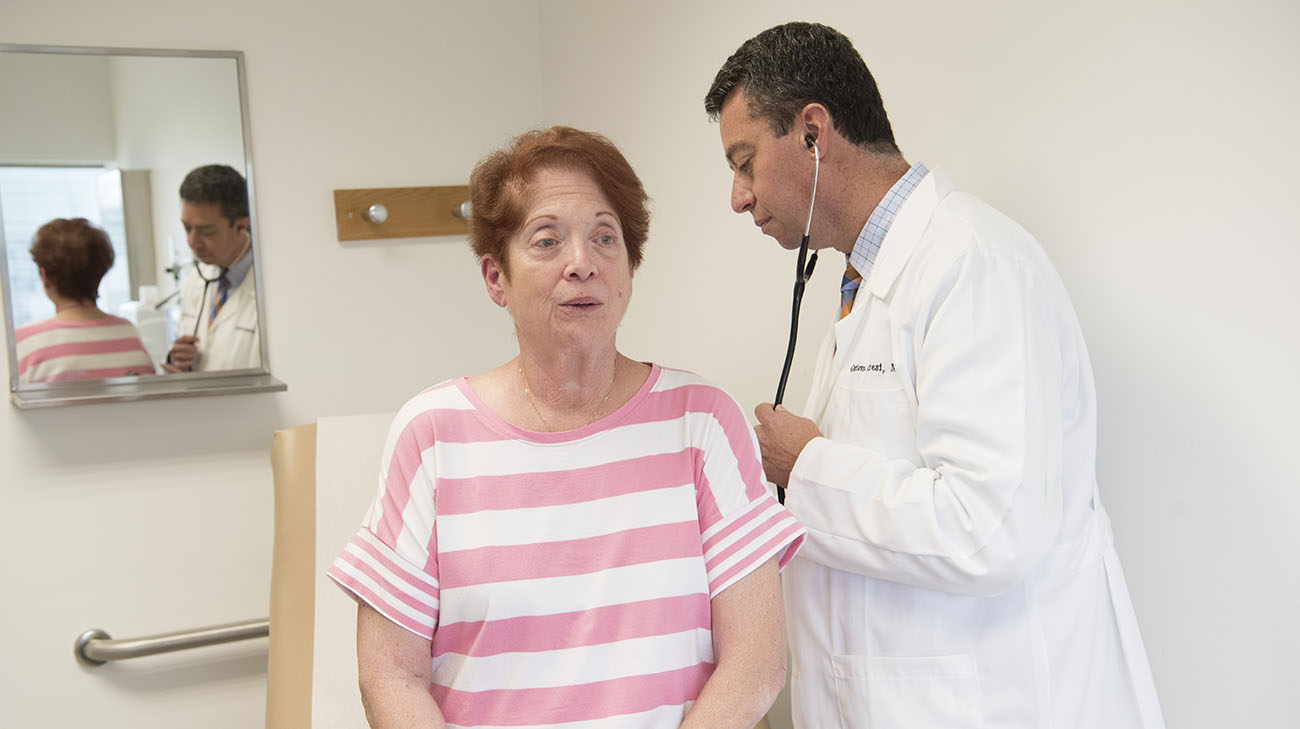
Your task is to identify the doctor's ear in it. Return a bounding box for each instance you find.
[797,102,832,155]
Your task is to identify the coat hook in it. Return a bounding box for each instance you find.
[452,201,472,220]
[364,203,388,224]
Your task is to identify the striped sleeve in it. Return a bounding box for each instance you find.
[327,392,446,639]
[692,382,805,597]
[328,527,439,637]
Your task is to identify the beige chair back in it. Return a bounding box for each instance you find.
[266,423,316,729]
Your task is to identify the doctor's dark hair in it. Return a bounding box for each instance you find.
[29,218,115,302]
[468,126,649,278]
[179,164,249,224]
[704,22,899,155]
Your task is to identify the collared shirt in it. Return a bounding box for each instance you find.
[843,163,929,298]
[224,246,254,291]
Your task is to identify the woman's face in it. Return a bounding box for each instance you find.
[482,166,633,355]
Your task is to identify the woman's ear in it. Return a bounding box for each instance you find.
[481,254,508,308]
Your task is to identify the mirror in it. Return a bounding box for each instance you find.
[0,44,284,407]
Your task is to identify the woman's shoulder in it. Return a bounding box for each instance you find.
[14,317,82,348]
[13,319,46,340]
[17,314,136,336]
[380,377,478,447]
[397,377,473,418]
[647,362,705,387]
[87,314,148,334]
[645,364,745,413]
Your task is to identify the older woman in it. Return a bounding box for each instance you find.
[328,126,803,729]
[13,218,155,383]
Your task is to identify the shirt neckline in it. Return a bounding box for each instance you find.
[847,162,929,283]
[454,362,662,444]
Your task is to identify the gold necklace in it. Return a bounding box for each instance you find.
[517,360,617,432]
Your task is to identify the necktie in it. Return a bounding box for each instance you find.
[840,263,862,319]
[209,272,230,328]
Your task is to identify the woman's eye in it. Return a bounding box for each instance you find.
[596,234,616,246]
[535,237,559,248]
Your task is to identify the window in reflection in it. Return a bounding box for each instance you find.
[1,165,176,366]
[1,166,130,326]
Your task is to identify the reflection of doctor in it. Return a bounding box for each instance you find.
[163,164,261,373]
[706,23,1165,729]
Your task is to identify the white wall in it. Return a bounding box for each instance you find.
[2,1,1298,728]
[538,2,1300,729]
[0,52,115,163]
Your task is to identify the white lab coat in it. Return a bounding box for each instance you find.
[174,263,262,372]
[783,169,1164,729]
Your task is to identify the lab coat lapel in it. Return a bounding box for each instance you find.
[809,169,947,423]
[864,168,948,301]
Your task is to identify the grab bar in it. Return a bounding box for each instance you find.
[75,617,269,666]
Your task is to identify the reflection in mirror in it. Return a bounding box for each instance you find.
[0,44,284,407]
[14,216,159,383]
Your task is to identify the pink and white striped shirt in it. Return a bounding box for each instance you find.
[328,364,804,729]
[14,315,157,383]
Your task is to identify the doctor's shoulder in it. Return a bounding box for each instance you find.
[897,197,1052,306]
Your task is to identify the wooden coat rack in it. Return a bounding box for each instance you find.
[333,185,470,241]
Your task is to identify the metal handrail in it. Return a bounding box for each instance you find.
[75,617,269,666]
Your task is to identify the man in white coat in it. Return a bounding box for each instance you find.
[705,22,1165,729]
[163,164,262,373]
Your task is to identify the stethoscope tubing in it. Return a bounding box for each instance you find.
[192,274,217,338]
[183,233,250,338]
[774,240,816,407]
[771,143,821,503]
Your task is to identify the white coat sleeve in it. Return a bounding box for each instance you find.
[785,249,1065,597]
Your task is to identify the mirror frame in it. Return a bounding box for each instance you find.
[0,43,285,408]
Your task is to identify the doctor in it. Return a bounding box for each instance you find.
[704,22,1165,729]
[162,164,262,373]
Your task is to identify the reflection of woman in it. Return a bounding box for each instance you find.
[13,218,155,383]
[328,127,804,729]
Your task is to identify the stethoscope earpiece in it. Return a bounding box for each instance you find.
[804,134,819,158]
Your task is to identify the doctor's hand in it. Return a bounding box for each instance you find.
[162,335,200,373]
[753,403,822,488]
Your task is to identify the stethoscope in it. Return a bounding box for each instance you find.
[774,133,821,407]
[147,260,228,372]
[154,230,251,339]
[772,134,820,503]
[187,261,228,337]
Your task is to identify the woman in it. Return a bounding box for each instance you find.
[328,127,803,729]
[14,218,156,383]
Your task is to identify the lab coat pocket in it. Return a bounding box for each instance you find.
[831,653,981,729]
[829,385,918,463]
